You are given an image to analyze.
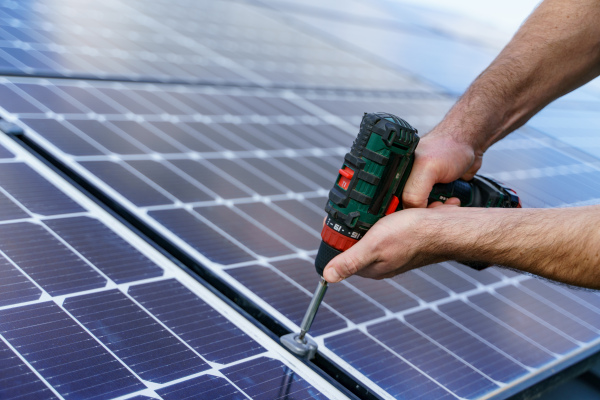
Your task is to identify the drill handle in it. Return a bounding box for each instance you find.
[429,180,474,206]
[428,175,520,208]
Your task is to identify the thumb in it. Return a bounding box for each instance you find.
[402,163,438,209]
[322,240,376,283]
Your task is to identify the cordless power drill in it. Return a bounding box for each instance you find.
[280,112,521,359]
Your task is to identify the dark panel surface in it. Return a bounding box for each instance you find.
[0,222,106,296]
[0,302,144,400]
[223,357,327,400]
[0,339,57,400]
[44,216,163,283]
[63,289,209,384]
[128,279,265,364]
[0,163,83,215]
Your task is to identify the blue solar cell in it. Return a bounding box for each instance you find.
[272,199,324,233]
[0,254,41,306]
[180,123,250,151]
[243,159,319,192]
[93,88,158,114]
[495,284,598,343]
[194,205,295,258]
[392,271,450,302]
[125,397,158,400]
[250,124,313,149]
[149,208,254,264]
[0,339,57,400]
[109,121,184,153]
[237,203,319,251]
[127,160,213,203]
[0,190,28,221]
[157,375,245,400]
[169,159,252,199]
[418,263,477,294]
[275,157,334,190]
[44,216,163,283]
[0,143,13,158]
[68,120,145,154]
[63,289,209,384]
[127,90,191,115]
[149,121,219,152]
[325,330,454,399]
[0,49,23,72]
[1,48,55,71]
[468,292,577,355]
[227,265,347,336]
[0,222,106,296]
[128,279,265,364]
[80,161,172,206]
[14,84,88,114]
[520,280,600,331]
[208,159,284,196]
[218,123,275,149]
[0,302,144,400]
[560,288,600,312]
[2,26,53,44]
[345,275,420,312]
[54,85,123,114]
[222,357,327,400]
[368,319,498,398]
[0,163,84,215]
[439,300,555,367]
[21,119,104,156]
[445,261,502,286]
[405,309,528,383]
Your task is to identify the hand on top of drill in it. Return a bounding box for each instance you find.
[322,133,476,283]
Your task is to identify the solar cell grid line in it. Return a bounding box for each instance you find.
[8,75,600,399]
[0,133,347,399]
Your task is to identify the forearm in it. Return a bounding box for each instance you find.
[430,206,600,289]
[433,0,600,153]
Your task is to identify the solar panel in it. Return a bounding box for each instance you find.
[0,134,346,399]
[0,0,430,91]
[1,0,599,398]
[6,74,600,399]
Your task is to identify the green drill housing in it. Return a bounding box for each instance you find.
[315,113,419,274]
[327,112,418,228]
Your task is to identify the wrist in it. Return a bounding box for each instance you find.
[429,96,502,156]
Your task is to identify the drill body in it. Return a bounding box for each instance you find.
[281,112,521,359]
[314,112,520,275]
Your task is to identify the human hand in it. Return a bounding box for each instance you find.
[322,202,460,283]
[402,132,482,209]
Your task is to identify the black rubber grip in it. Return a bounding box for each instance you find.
[430,180,473,206]
[315,241,343,276]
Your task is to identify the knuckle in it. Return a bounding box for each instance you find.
[339,254,362,278]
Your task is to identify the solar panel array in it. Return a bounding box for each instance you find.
[0,133,345,399]
[1,0,600,399]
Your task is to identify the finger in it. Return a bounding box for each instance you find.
[427,201,445,208]
[428,197,460,208]
[461,156,482,181]
[322,240,377,283]
[444,197,461,206]
[403,163,438,209]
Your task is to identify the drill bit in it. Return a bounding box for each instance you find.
[280,277,328,359]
